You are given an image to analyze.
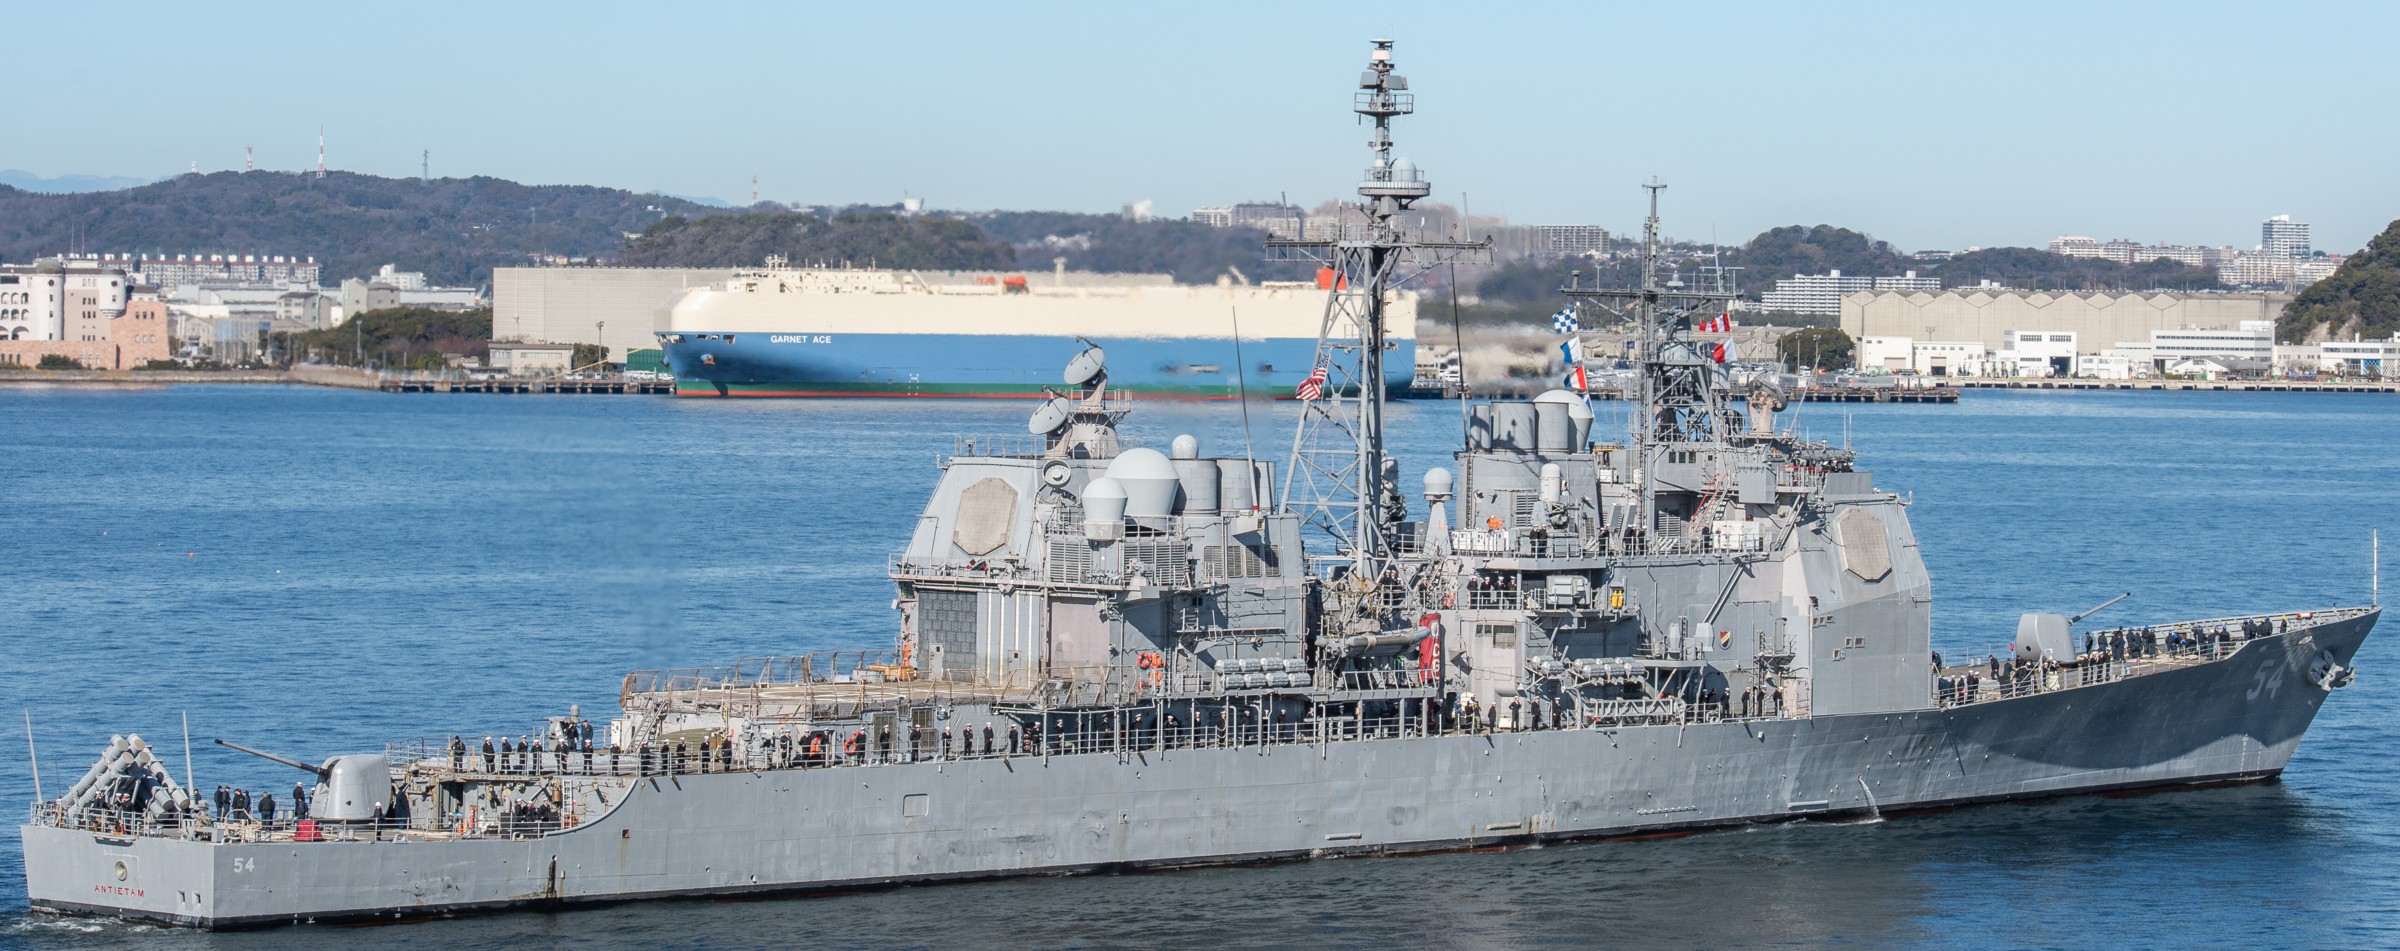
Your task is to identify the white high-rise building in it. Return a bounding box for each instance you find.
[2262,215,2310,257]
[1762,270,1877,316]
[1530,225,1609,257]
[2048,236,2103,258]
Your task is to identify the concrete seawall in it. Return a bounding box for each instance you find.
[0,369,290,386]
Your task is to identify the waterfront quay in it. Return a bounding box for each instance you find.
[1948,378,2398,393]
[1455,383,1960,404]
[377,376,673,395]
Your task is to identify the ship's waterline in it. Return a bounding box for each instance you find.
[660,332,1400,399]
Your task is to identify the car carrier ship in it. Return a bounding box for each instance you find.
[655,263,1418,398]
[19,40,2372,930]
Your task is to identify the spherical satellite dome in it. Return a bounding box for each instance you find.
[1170,434,1200,459]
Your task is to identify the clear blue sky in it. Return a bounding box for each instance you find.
[9,1,2395,253]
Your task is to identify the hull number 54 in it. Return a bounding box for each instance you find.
[2247,655,2287,702]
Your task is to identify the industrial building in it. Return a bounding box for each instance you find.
[491,266,743,360]
[1842,289,2290,357]
[0,266,170,369]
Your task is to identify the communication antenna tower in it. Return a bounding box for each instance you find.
[316,126,326,178]
[1559,180,1744,536]
[752,175,759,205]
[1274,39,1488,583]
[422,150,430,181]
[245,146,254,172]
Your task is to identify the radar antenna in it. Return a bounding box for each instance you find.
[1273,39,1488,581]
[1560,182,1743,542]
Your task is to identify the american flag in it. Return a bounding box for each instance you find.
[1295,363,1328,401]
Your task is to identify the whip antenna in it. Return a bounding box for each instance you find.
[1230,307,1260,508]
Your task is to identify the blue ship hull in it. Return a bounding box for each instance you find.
[658,331,1414,398]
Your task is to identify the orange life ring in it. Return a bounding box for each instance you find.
[1441,591,1456,608]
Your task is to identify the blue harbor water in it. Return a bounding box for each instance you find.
[2,384,2396,949]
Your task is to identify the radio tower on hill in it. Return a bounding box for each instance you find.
[316,126,326,178]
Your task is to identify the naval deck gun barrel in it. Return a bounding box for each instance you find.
[2072,592,2133,625]
[213,738,330,779]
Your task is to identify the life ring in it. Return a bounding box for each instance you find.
[1440,591,1456,609]
[562,812,579,829]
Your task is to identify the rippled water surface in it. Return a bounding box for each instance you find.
[1,385,2395,950]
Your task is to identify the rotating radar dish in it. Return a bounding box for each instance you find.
[1027,395,1076,435]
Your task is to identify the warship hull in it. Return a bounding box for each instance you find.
[21,613,2370,930]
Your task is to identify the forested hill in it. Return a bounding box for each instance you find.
[1734,225,1913,284]
[0,171,721,286]
[1469,225,2221,310]
[614,211,1018,272]
[974,212,1307,284]
[2280,218,2400,343]
[1929,246,2220,293]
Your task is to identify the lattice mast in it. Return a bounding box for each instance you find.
[1275,39,1484,581]
[1563,181,1742,534]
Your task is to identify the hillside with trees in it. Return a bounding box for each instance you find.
[972,212,1308,284]
[1928,247,2220,293]
[1733,225,1913,286]
[614,210,1017,272]
[2279,218,2400,342]
[1463,224,2225,331]
[0,172,720,287]
[280,306,492,370]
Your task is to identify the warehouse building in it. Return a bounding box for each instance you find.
[1842,289,2291,356]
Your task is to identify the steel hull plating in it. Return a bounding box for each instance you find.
[21,615,2370,929]
[659,333,1408,399]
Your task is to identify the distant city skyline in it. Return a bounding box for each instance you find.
[6,1,2395,254]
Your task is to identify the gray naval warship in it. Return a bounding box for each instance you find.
[20,41,2375,929]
